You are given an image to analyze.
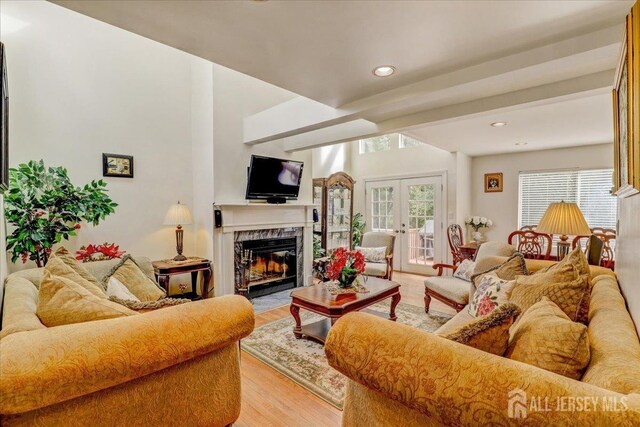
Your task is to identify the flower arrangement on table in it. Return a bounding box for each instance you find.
[75,243,125,263]
[464,216,493,242]
[326,247,366,288]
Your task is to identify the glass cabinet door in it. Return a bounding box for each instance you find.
[327,186,351,250]
[313,182,323,234]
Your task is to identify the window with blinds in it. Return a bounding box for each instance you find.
[519,169,617,231]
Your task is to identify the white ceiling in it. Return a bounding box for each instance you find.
[406,92,613,156]
[52,0,631,107]
[48,0,628,155]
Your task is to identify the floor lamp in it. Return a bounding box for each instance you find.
[536,201,591,261]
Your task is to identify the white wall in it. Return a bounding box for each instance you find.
[471,143,613,241]
[190,58,214,262]
[616,193,640,333]
[1,1,204,270]
[312,143,350,178]
[212,64,312,205]
[455,152,472,231]
[0,195,7,310]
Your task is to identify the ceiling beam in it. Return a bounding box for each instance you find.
[245,25,622,146]
[282,69,614,152]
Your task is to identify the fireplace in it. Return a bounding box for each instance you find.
[242,237,297,297]
[234,227,304,298]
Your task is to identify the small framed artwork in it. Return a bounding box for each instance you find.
[484,172,503,193]
[103,153,134,178]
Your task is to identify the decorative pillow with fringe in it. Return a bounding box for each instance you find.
[439,303,521,356]
[109,296,190,313]
[102,255,166,302]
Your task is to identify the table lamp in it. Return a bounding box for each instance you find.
[536,201,591,260]
[163,201,193,261]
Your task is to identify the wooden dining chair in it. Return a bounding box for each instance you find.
[572,228,616,269]
[447,224,464,266]
[508,230,552,260]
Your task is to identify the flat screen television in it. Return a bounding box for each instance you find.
[245,155,304,203]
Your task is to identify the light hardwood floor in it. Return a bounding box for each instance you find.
[235,271,455,427]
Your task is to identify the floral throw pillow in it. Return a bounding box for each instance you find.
[355,246,387,263]
[453,259,475,282]
[468,273,517,317]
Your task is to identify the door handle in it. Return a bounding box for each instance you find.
[402,224,406,227]
[401,230,406,234]
[394,230,400,233]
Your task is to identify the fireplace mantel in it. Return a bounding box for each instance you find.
[212,203,315,296]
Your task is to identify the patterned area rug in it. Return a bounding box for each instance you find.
[241,301,452,409]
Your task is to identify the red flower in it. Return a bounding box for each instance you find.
[74,224,81,230]
[75,243,125,262]
[326,248,366,281]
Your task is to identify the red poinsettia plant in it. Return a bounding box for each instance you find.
[327,247,366,287]
[75,243,125,263]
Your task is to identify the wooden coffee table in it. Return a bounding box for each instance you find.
[289,277,401,344]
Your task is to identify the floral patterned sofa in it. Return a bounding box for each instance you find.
[0,258,254,427]
[325,259,640,426]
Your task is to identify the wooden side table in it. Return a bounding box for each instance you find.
[152,258,213,300]
[459,242,481,260]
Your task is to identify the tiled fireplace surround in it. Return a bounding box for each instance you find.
[212,203,315,296]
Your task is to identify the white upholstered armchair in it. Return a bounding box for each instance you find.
[358,231,395,280]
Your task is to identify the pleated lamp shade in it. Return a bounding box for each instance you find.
[536,201,590,236]
[163,201,193,226]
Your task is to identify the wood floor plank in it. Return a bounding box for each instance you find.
[235,271,455,426]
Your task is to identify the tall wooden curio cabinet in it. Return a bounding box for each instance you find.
[313,172,355,252]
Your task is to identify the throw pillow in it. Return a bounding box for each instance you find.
[452,259,475,282]
[103,255,166,302]
[506,297,590,380]
[537,247,591,324]
[468,273,516,317]
[37,271,137,327]
[510,263,588,322]
[440,303,521,356]
[48,247,105,292]
[109,296,190,313]
[355,246,387,263]
[45,256,106,298]
[471,253,528,285]
[106,276,141,302]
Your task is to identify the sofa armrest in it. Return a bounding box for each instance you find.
[325,312,640,425]
[432,263,457,276]
[0,295,254,414]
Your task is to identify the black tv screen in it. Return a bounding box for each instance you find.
[245,155,304,200]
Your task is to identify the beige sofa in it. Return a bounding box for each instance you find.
[0,258,254,427]
[326,259,640,426]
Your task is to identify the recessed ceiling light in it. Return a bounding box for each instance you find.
[515,142,528,146]
[490,122,507,127]
[373,65,396,77]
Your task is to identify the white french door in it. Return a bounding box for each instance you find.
[365,176,443,275]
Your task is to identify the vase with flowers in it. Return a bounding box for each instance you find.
[327,247,366,288]
[465,216,493,242]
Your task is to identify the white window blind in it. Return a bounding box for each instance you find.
[519,169,616,231]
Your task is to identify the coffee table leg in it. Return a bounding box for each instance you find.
[389,293,401,321]
[290,304,302,338]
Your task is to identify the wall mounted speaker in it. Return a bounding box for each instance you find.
[214,209,223,228]
[313,208,319,223]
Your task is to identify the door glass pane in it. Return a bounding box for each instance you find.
[407,184,435,265]
[370,186,394,232]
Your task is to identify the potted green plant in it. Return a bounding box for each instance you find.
[4,160,118,267]
[352,212,365,247]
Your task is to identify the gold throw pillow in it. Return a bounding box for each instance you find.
[537,247,592,324]
[440,303,521,356]
[506,297,590,380]
[104,255,165,302]
[471,253,528,285]
[48,247,105,292]
[45,255,106,298]
[37,271,137,327]
[510,263,588,322]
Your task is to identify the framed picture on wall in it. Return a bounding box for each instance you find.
[613,10,640,197]
[484,172,503,193]
[102,153,134,178]
[0,42,8,192]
